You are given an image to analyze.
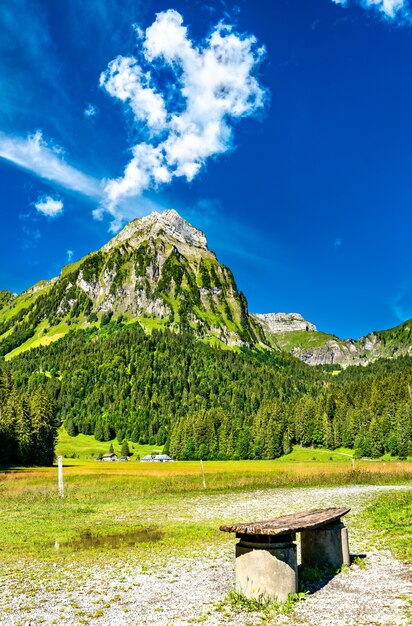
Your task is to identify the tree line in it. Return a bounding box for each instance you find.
[0,373,57,465]
[1,321,411,462]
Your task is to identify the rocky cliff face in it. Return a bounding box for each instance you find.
[253,312,317,333]
[102,209,208,257]
[290,339,364,366]
[254,310,412,367]
[0,210,263,357]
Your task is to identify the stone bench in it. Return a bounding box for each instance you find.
[220,507,350,602]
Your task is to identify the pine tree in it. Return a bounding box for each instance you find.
[66,417,77,437]
[121,439,130,457]
[396,403,412,457]
[16,396,33,464]
[30,388,57,466]
[0,390,18,464]
[94,422,104,441]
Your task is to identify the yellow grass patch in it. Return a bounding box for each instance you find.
[3,458,412,483]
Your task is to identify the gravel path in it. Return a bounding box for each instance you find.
[1,485,411,626]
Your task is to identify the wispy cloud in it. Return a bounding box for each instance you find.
[0,0,57,123]
[389,283,412,322]
[0,131,102,199]
[67,249,74,262]
[84,103,99,119]
[20,224,41,251]
[97,9,268,228]
[35,195,64,218]
[185,198,272,265]
[331,0,411,22]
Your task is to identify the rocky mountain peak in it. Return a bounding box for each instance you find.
[102,209,209,256]
[252,312,317,334]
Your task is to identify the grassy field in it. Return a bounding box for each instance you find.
[56,428,163,460]
[0,453,411,566]
[56,427,412,463]
[362,490,412,562]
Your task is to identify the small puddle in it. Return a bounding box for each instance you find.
[56,527,164,550]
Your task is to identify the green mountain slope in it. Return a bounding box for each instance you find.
[0,210,264,359]
[0,290,15,312]
[1,319,411,459]
[1,210,411,462]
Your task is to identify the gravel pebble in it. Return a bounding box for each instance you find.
[0,485,411,626]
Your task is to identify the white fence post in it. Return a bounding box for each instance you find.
[58,456,64,498]
[200,459,206,489]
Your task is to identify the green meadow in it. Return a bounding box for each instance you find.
[56,427,163,460]
[1,435,411,567]
[56,426,361,462]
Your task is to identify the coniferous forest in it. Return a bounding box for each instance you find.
[0,374,57,465]
[1,320,411,462]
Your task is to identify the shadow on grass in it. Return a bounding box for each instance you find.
[0,465,30,473]
[298,554,366,594]
[0,460,81,473]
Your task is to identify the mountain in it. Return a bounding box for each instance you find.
[0,210,264,359]
[253,312,412,367]
[1,208,412,367]
[1,211,411,461]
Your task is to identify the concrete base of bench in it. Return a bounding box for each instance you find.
[221,507,351,603]
[235,535,298,602]
[301,522,350,569]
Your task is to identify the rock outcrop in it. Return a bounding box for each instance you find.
[253,310,412,367]
[102,209,210,258]
[291,339,364,367]
[253,312,316,333]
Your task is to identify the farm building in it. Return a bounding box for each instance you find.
[140,454,173,462]
[101,453,118,462]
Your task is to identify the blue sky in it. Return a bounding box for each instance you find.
[1,0,412,339]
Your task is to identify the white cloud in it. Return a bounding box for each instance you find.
[98,9,268,225]
[67,249,74,262]
[84,103,99,118]
[35,194,64,217]
[331,0,411,21]
[0,130,103,198]
[100,56,166,130]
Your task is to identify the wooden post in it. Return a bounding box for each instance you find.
[200,459,206,489]
[58,455,64,498]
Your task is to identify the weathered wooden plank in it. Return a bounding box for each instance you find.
[220,507,350,536]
